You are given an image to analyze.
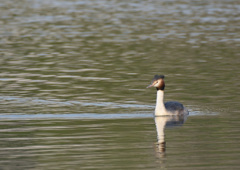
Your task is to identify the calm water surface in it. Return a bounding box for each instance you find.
[0,0,240,169]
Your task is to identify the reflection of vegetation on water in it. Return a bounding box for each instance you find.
[0,118,156,169]
[0,0,240,169]
[0,0,239,115]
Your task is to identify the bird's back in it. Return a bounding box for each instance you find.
[165,101,188,115]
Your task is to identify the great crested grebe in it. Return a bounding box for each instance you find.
[147,75,189,116]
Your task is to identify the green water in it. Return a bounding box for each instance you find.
[0,0,240,169]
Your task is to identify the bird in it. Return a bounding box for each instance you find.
[147,75,189,116]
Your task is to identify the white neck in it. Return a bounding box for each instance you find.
[155,90,167,116]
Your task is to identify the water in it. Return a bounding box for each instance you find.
[0,0,240,169]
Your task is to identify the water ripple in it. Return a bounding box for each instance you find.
[0,113,152,120]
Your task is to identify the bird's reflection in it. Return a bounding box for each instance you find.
[154,114,188,156]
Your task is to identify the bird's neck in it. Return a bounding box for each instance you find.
[155,90,167,116]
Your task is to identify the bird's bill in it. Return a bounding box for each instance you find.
[146,83,154,88]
